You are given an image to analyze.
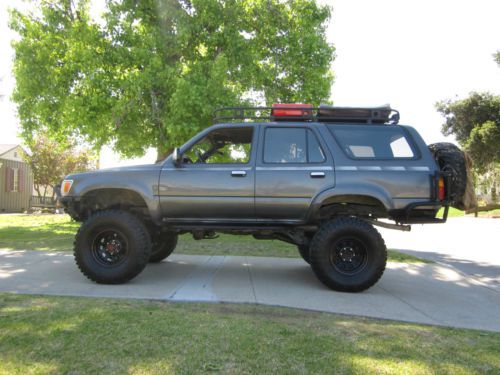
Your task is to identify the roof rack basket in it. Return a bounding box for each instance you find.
[213,105,400,125]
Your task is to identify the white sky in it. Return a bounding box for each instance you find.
[1,0,499,168]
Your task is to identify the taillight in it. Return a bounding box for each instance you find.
[61,180,73,196]
[438,177,445,201]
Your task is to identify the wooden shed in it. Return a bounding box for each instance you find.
[0,144,34,213]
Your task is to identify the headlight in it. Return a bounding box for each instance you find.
[61,179,74,196]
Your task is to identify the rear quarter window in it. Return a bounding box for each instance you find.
[327,125,418,160]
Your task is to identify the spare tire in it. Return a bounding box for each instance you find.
[428,142,477,211]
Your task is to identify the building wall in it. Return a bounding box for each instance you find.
[0,158,34,213]
[1,147,24,162]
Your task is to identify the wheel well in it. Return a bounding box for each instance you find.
[78,189,149,220]
[319,195,388,219]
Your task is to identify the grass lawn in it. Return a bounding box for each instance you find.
[438,207,500,218]
[0,214,427,263]
[0,294,499,375]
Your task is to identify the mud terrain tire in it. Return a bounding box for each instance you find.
[74,210,151,284]
[297,245,311,264]
[149,232,178,263]
[428,142,476,211]
[310,217,387,292]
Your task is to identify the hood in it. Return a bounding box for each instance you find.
[65,163,162,180]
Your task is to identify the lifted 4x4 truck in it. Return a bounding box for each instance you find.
[60,104,475,292]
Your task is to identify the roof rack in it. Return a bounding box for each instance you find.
[213,105,400,125]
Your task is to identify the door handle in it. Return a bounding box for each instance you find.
[231,171,247,177]
[310,172,325,178]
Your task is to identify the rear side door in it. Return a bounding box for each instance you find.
[255,125,335,221]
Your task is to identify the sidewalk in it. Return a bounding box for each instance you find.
[1,250,499,332]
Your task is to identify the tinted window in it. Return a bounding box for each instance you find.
[329,125,416,159]
[307,130,325,162]
[264,128,325,163]
[183,127,253,164]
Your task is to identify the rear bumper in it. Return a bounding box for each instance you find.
[396,171,451,224]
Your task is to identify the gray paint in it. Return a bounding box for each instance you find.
[63,121,442,225]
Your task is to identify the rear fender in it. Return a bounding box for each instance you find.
[306,184,393,222]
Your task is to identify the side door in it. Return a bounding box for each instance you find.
[159,125,257,221]
[255,125,335,221]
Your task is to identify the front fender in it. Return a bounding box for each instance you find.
[66,166,162,224]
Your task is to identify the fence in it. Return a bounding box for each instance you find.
[30,195,57,209]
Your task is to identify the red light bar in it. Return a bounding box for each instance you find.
[271,103,313,117]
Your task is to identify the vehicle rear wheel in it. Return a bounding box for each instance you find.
[310,217,387,292]
[74,210,151,284]
[149,232,178,263]
[297,245,310,264]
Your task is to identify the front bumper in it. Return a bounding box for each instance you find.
[60,196,83,221]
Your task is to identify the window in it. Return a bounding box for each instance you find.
[12,168,19,192]
[264,128,325,163]
[183,127,253,164]
[328,125,416,159]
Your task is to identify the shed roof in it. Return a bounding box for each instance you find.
[0,144,18,157]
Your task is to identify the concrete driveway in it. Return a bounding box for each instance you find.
[1,244,499,332]
[379,217,500,290]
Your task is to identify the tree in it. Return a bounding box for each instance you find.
[436,92,500,202]
[495,50,500,66]
[10,0,334,159]
[23,136,97,199]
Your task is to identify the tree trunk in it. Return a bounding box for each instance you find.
[34,185,42,199]
[491,176,497,203]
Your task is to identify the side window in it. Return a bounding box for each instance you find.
[307,130,326,162]
[12,168,19,192]
[329,125,416,159]
[264,128,325,163]
[183,127,253,164]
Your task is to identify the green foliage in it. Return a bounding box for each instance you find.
[22,136,97,198]
[495,50,500,66]
[466,120,500,172]
[436,92,500,173]
[10,0,334,159]
[436,92,500,202]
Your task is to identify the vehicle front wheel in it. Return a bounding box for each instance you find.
[74,210,151,284]
[310,217,387,292]
[149,232,178,263]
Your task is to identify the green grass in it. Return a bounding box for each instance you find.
[0,214,426,263]
[0,214,79,251]
[438,207,500,218]
[0,294,498,375]
[438,207,465,218]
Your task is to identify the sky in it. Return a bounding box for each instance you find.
[1,0,499,168]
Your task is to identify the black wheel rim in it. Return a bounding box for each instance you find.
[91,229,128,266]
[329,237,368,275]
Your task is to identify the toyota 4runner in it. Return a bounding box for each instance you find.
[60,104,475,292]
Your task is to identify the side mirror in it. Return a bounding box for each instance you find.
[172,147,181,166]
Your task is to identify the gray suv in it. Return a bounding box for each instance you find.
[60,105,473,292]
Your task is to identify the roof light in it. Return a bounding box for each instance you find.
[271,103,313,118]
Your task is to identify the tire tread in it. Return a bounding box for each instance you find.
[310,217,387,292]
[74,210,151,284]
